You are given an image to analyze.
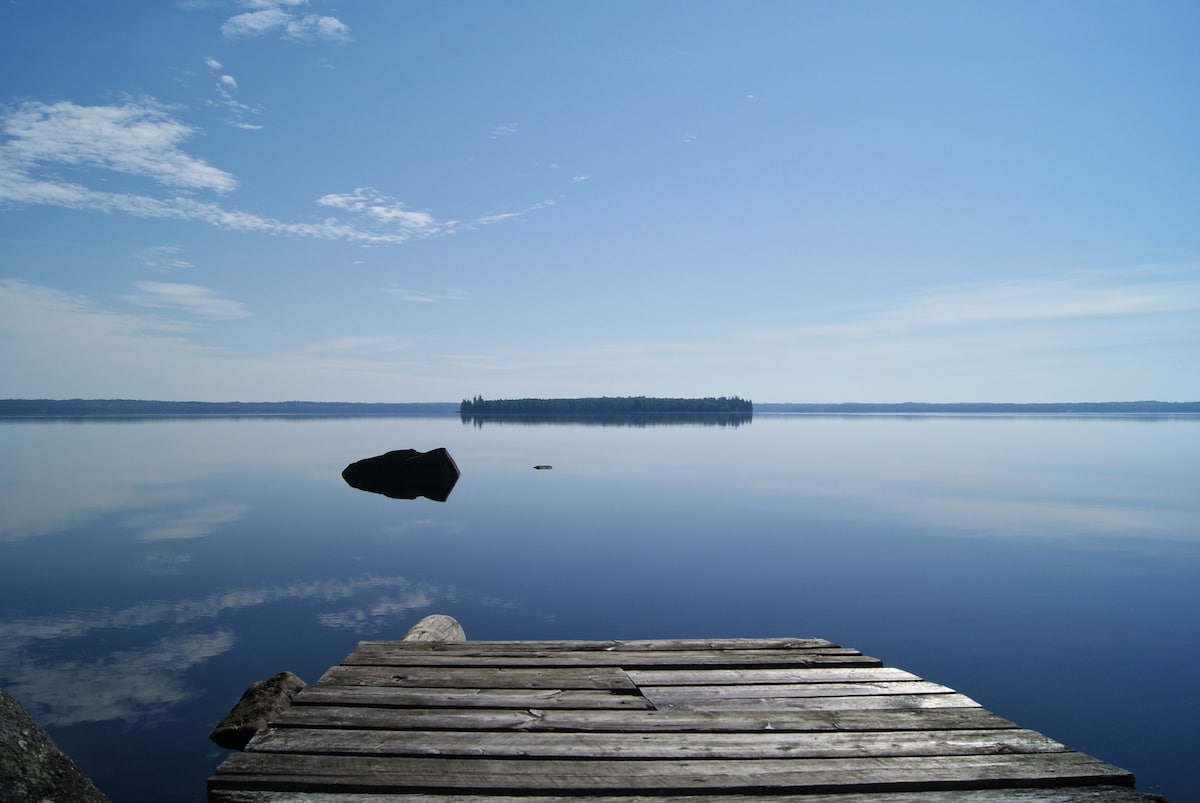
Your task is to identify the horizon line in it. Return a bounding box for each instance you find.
[2,398,1199,407]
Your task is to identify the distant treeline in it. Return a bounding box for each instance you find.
[754,401,1200,414]
[0,399,459,417]
[5,398,1194,419]
[461,412,753,428]
[459,395,754,415]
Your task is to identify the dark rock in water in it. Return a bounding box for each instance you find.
[1,689,109,802]
[342,448,461,502]
[209,671,306,751]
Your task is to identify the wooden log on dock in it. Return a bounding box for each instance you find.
[401,613,465,642]
[208,617,1165,802]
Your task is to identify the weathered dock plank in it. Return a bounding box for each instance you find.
[208,618,1162,801]
[211,791,1161,803]
[270,704,1021,733]
[244,726,1072,759]
[210,752,1132,794]
[342,647,878,668]
[626,666,921,684]
[639,679,958,700]
[316,664,640,689]
[350,637,841,653]
[295,685,653,709]
[649,692,984,712]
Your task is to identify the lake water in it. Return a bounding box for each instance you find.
[1,413,1196,802]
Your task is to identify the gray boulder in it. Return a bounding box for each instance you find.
[1,689,109,802]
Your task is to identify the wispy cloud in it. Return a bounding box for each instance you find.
[0,279,185,342]
[1,99,235,192]
[0,575,425,653]
[317,187,444,232]
[0,573,431,724]
[125,281,252,320]
[490,122,519,139]
[139,245,193,272]
[475,211,520,225]
[140,552,194,576]
[419,268,1200,403]
[1,102,547,245]
[124,502,250,541]
[572,174,591,183]
[0,567,538,723]
[301,335,409,354]
[754,272,1200,342]
[316,589,436,632]
[7,630,237,725]
[222,0,352,44]
[0,279,463,401]
[203,56,263,130]
[0,179,447,245]
[476,198,556,226]
[382,286,468,303]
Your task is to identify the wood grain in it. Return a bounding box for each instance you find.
[209,633,1150,801]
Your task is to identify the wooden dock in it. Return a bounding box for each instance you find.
[208,616,1162,801]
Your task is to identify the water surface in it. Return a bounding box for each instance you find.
[0,414,1196,801]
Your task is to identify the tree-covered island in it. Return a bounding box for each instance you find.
[459,395,753,415]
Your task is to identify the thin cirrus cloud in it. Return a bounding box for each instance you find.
[382,285,468,303]
[317,188,444,232]
[490,122,519,139]
[475,198,556,226]
[124,502,251,541]
[754,272,1200,342]
[1,99,236,193]
[204,56,263,130]
[301,335,410,354]
[221,1,352,44]
[139,245,193,273]
[0,100,545,245]
[125,281,252,320]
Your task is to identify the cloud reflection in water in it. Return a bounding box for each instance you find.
[0,574,458,725]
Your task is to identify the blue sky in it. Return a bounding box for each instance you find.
[1,0,1197,403]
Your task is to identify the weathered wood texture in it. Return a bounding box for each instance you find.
[208,635,1163,802]
[400,613,465,643]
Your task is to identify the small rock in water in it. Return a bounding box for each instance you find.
[342,447,460,502]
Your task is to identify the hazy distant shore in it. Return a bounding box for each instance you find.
[754,401,1200,414]
[0,400,460,417]
[1,399,1197,418]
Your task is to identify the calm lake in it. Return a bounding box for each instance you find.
[1,413,1197,802]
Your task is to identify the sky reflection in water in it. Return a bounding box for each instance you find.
[0,414,1196,802]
